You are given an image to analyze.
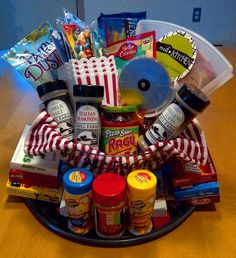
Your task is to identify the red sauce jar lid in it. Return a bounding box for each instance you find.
[92,173,126,207]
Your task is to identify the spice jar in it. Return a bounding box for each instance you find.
[127,169,157,236]
[138,84,210,150]
[101,105,139,155]
[73,85,104,148]
[37,80,74,140]
[63,168,93,235]
[92,172,126,238]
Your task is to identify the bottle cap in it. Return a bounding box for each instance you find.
[103,105,137,113]
[73,85,104,98]
[37,80,67,97]
[63,168,93,195]
[127,170,157,198]
[177,84,210,113]
[92,172,126,206]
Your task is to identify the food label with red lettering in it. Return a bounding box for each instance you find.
[101,126,139,155]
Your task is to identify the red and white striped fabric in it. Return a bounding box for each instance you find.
[24,111,208,175]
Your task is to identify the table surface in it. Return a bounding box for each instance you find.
[0,48,235,258]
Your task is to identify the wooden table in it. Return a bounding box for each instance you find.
[0,48,235,258]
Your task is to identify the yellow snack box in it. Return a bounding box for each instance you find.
[6,180,63,203]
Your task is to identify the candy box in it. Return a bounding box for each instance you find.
[9,169,59,188]
[170,151,217,188]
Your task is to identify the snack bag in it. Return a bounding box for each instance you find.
[97,12,146,45]
[105,31,156,73]
[50,29,68,62]
[2,22,63,89]
[62,24,93,59]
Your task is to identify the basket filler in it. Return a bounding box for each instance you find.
[24,111,208,176]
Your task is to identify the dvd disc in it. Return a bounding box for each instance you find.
[118,57,172,113]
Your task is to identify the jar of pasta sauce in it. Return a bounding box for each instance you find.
[63,168,93,234]
[101,105,139,155]
[127,169,157,236]
[92,172,126,238]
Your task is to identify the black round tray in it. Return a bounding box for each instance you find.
[25,198,195,247]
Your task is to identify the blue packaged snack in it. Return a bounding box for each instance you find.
[174,181,220,200]
[50,29,68,62]
[2,22,63,89]
[97,12,146,45]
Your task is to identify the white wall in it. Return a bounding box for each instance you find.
[0,0,77,49]
[1,0,236,48]
[84,0,236,47]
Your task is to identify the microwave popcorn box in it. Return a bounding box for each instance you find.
[10,124,60,176]
[6,180,63,203]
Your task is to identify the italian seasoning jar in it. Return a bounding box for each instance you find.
[127,169,157,236]
[92,172,127,239]
[37,80,74,140]
[63,168,93,235]
[73,85,104,148]
[138,84,210,150]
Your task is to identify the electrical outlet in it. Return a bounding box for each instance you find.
[192,8,201,22]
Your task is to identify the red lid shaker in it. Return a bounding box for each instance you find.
[92,172,126,239]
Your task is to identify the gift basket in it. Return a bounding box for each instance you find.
[2,9,233,246]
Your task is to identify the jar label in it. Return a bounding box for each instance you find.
[145,103,185,143]
[75,105,100,148]
[64,191,92,228]
[95,205,125,235]
[47,99,74,140]
[69,171,87,183]
[128,194,155,235]
[101,126,139,155]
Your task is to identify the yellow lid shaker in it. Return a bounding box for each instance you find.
[127,169,157,236]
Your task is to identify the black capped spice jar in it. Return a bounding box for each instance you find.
[37,80,74,140]
[73,85,104,148]
[138,84,210,150]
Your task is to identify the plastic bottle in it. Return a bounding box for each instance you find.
[127,169,157,235]
[63,168,93,234]
[73,85,104,148]
[138,84,210,150]
[92,172,126,239]
[37,80,74,140]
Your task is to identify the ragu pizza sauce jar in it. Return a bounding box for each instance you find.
[92,172,127,239]
[101,105,139,155]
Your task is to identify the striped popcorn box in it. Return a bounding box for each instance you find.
[59,56,119,107]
